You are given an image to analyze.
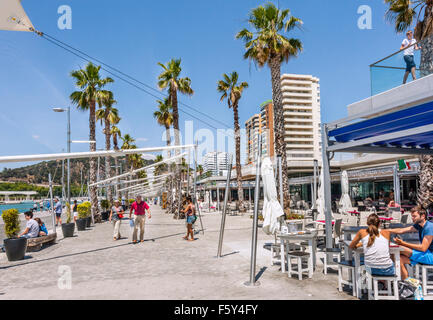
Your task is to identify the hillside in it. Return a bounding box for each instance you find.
[0,158,155,186]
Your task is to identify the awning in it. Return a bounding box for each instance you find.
[0,0,33,32]
[328,101,433,155]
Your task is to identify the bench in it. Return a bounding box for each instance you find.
[26,233,57,252]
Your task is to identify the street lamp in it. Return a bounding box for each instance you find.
[53,107,71,206]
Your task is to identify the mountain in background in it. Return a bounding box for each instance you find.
[0,158,155,186]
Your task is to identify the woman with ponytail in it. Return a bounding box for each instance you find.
[349,214,395,276]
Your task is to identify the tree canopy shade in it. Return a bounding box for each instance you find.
[0,0,34,32]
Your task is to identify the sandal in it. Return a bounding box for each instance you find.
[182,236,188,240]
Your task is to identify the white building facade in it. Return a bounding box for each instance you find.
[203,152,230,176]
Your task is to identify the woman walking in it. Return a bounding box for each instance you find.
[109,200,125,240]
[182,196,196,241]
[72,200,78,222]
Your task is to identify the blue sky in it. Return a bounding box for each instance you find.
[0,0,412,170]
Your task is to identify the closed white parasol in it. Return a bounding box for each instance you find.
[261,157,285,235]
[339,170,352,213]
[0,0,34,32]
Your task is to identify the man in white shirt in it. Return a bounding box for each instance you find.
[401,30,421,84]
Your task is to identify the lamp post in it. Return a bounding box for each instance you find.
[53,107,71,206]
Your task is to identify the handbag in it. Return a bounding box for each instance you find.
[398,281,416,300]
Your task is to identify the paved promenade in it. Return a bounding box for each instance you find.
[0,205,354,300]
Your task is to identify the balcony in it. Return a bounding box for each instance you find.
[346,35,433,119]
[370,35,433,96]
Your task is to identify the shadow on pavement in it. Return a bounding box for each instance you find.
[0,230,195,270]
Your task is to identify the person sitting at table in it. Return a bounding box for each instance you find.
[388,200,400,208]
[388,206,433,280]
[349,214,395,276]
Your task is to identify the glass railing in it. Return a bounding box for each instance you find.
[370,34,433,96]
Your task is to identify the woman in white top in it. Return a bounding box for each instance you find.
[349,214,395,276]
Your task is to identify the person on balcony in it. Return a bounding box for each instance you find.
[401,30,421,84]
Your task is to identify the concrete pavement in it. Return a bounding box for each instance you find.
[0,204,355,300]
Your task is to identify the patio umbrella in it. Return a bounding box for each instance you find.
[316,169,334,220]
[261,157,285,235]
[339,170,352,213]
[0,0,34,32]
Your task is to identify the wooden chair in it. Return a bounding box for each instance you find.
[366,273,399,300]
[415,264,433,296]
[287,251,313,280]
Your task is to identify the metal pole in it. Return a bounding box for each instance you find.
[187,150,191,195]
[49,173,56,233]
[61,157,65,203]
[394,165,401,204]
[321,124,333,250]
[67,107,71,206]
[278,156,284,209]
[313,159,318,209]
[245,134,262,287]
[216,152,220,212]
[217,154,233,258]
[193,143,204,234]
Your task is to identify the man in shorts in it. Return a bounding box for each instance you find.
[389,206,433,280]
[401,30,421,84]
[54,198,63,227]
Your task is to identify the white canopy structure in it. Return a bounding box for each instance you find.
[0,0,33,32]
[89,153,186,187]
[261,157,285,235]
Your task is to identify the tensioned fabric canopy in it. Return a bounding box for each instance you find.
[0,0,33,32]
[327,100,433,155]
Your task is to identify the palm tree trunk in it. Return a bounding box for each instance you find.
[104,118,113,205]
[233,103,245,212]
[114,157,120,199]
[89,101,100,222]
[165,124,172,213]
[269,55,290,211]
[170,87,181,214]
[418,24,433,211]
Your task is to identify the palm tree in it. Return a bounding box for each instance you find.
[70,62,114,222]
[110,125,122,199]
[153,98,174,159]
[217,71,249,212]
[153,98,174,210]
[158,58,194,209]
[96,91,119,205]
[121,134,136,200]
[385,0,433,211]
[236,3,302,209]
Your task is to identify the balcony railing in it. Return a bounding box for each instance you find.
[370,34,433,96]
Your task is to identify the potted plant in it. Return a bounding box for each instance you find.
[100,199,110,221]
[61,202,75,238]
[82,201,92,227]
[76,203,89,231]
[2,209,27,261]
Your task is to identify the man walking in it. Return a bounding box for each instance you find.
[54,198,62,227]
[129,195,151,244]
[401,30,421,84]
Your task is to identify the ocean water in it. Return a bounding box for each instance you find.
[0,202,49,215]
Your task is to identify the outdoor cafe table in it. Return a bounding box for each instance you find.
[343,240,405,299]
[277,231,318,275]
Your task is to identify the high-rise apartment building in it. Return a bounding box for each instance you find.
[203,152,230,176]
[282,74,321,162]
[245,101,275,164]
[245,74,322,170]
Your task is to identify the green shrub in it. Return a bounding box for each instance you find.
[2,209,21,238]
[128,199,135,205]
[77,201,91,219]
[100,199,110,211]
[286,213,304,220]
